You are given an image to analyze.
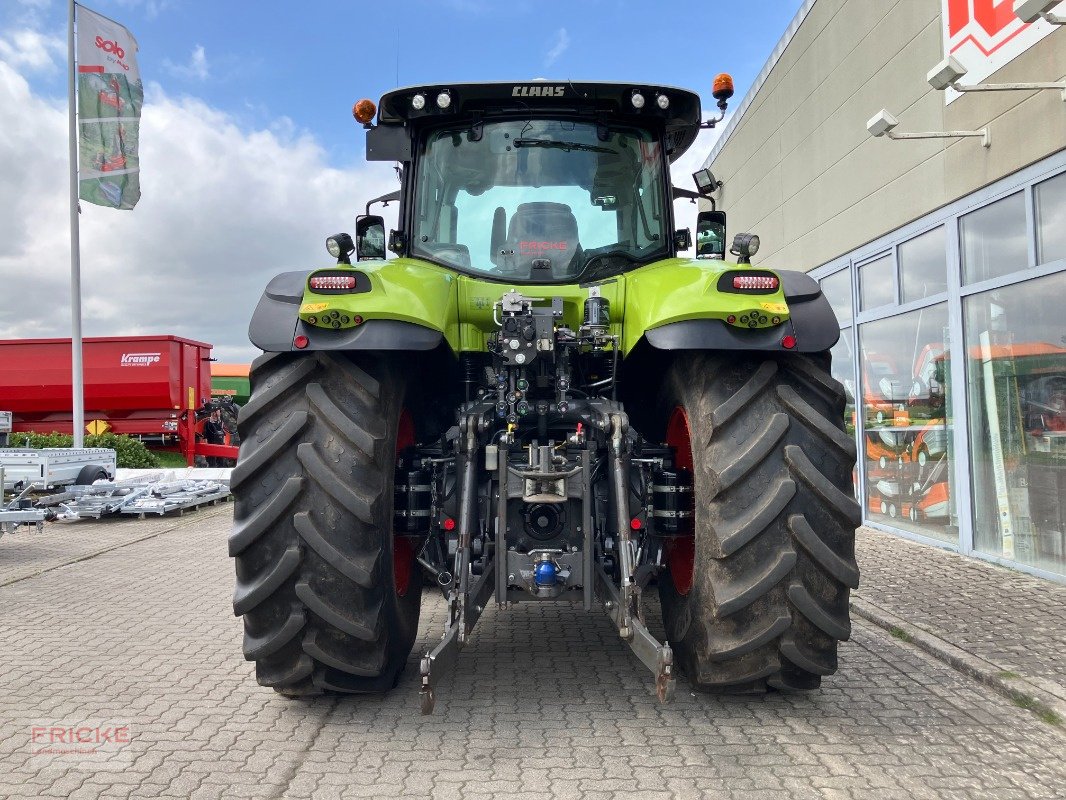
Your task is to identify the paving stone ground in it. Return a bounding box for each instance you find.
[854,527,1066,687]
[0,509,1063,799]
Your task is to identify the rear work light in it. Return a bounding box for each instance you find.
[310,275,357,290]
[733,274,779,291]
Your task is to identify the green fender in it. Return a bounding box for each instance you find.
[248,259,460,353]
[249,256,836,356]
[623,258,838,354]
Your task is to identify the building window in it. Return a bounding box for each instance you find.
[859,304,954,543]
[960,192,1028,284]
[899,226,947,303]
[820,269,853,327]
[1035,171,1066,265]
[964,271,1066,577]
[859,254,893,311]
[830,329,859,498]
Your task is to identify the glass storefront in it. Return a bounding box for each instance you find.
[960,192,1027,285]
[859,254,893,310]
[1035,171,1065,265]
[964,272,1066,574]
[814,159,1066,580]
[899,226,947,303]
[859,306,954,542]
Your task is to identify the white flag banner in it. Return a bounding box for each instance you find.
[76,3,142,209]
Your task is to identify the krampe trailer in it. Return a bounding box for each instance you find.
[0,336,238,466]
[230,77,860,712]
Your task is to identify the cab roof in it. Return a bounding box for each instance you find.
[376,81,703,163]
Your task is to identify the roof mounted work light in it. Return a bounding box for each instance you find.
[693,168,721,195]
[326,233,355,264]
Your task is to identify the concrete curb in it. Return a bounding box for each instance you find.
[851,596,1066,730]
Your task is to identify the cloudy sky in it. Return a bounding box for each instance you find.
[0,0,804,362]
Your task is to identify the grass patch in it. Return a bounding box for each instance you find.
[889,626,913,643]
[997,670,1021,680]
[1037,708,1064,727]
[152,450,191,468]
[1009,694,1063,726]
[1012,694,1037,711]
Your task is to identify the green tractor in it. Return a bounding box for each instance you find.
[229,77,860,713]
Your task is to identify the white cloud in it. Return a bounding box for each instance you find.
[544,28,570,67]
[164,44,209,81]
[0,60,398,363]
[0,28,64,74]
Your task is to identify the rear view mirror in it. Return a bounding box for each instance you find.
[696,211,727,259]
[355,215,386,261]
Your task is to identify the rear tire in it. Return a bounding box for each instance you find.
[229,351,422,695]
[658,352,860,692]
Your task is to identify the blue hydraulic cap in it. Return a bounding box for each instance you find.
[534,560,558,587]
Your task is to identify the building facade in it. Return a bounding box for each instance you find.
[705,0,1066,581]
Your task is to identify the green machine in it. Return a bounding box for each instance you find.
[230,78,860,712]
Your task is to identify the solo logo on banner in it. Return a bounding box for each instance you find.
[940,0,1064,104]
[76,4,142,209]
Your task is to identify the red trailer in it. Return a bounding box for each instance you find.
[0,335,238,466]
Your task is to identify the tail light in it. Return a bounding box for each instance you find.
[307,270,370,295]
[733,274,778,290]
[310,275,357,290]
[719,270,781,295]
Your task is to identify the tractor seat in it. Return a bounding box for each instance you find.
[499,202,582,279]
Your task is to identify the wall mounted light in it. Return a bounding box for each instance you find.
[1014,0,1065,24]
[866,109,991,148]
[927,55,1066,100]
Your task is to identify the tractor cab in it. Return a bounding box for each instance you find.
[350,80,734,282]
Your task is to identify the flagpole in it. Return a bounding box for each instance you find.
[68,0,85,448]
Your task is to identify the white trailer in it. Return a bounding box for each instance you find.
[0,448,117,491]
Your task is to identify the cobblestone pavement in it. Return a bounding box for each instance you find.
[0,511,1063,799]
[854,527,1066,686]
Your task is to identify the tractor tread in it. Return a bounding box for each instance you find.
[694,658,781,688]
[256,654,314,687]
[784,445,863,527]
[297,442,377,526]
[243,608,305,661]
[705,615,791,661]
[710,361,778,430]
[717,478,796,557]
[302,630,387,677]
[787,514,860,589]
[658,352,858,694]
[232,545,301,616]
[319,352,382,401]
[228,476,302,557]
[306,382,384,455]
[712,547,797,616]
[713,412,789,494]
[230,410,309,489]
[237,355,317,427]
[781,634,836,676]
[231,352,422,697]
[782,354,846,405]
[295,581,381,641]
[787,580,851,641]
[294,511,379,588]
[777,384,857,459]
